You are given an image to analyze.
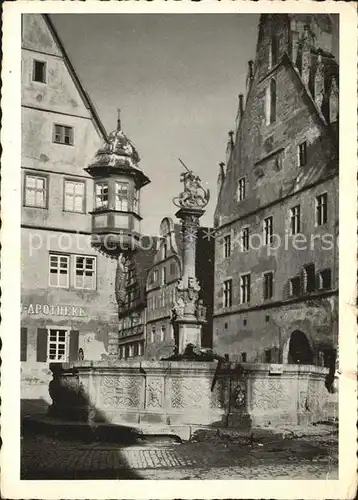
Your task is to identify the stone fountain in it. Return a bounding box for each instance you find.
[47,149,334,435]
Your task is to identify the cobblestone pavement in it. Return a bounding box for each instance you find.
[21,431,338,480]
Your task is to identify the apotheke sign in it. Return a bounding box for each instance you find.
[21,303,87,317]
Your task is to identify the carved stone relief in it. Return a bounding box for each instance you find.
[100,376,141,408]
[169,377,220,410]
[146,377,164,409]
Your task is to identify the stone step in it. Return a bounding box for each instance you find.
[22,414,191,442]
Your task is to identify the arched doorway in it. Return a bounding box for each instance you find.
[288,330,313,364]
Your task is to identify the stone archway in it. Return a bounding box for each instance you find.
[287,330,314,365]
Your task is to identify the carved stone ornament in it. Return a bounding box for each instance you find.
[173,170,210,209]
[115,255,129,308]
[172,276,202,320]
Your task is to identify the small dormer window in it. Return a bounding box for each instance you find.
[32,60,46,83]
[53,124,74,146]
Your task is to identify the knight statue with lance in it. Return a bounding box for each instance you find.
[173,158,210,210]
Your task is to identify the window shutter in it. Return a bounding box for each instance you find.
[69,330,79,361]
[21,327,28,362]
[37,328,48,362]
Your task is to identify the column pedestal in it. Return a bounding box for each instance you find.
[172,207,206,354]
[177,321,202,353]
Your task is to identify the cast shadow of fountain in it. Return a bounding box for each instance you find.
[21,364,146,480]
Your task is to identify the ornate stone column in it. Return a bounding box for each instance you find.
[172,164,210,353]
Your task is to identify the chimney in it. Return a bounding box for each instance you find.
[301,25,312,87]
[246,60,254,93]
[217,161,226,194]
[226,131,235,165]
[239,94,244,116]
[314,49,325,110]
[329,75,339,124]
[248,60,254,79]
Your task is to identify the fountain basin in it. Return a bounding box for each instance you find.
[48,360,334,431]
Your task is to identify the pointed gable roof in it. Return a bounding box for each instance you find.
[43,14,108,141]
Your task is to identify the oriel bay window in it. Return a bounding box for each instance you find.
[92,176,142,239]
[85,116,150,254]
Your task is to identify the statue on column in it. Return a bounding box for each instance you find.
[172,160,210,210]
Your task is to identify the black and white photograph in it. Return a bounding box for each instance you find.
[1,1,357,498]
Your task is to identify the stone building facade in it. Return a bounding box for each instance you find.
[213,14,339,368]
[21,14,118,401]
